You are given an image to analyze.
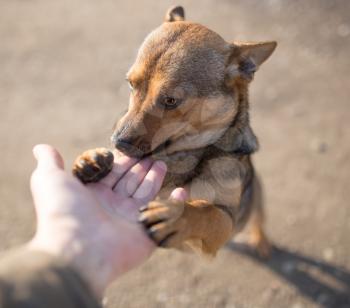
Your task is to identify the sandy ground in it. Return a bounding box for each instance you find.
[0,0,350,307]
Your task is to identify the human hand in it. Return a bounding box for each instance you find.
[28,144,186,297]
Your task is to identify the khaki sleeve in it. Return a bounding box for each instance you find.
[0,248,101,308]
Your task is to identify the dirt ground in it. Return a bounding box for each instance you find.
[0,0,350,307]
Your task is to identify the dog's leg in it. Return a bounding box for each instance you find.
[139,199,233,256]
[72,148,114,183]
[247,177,271,258]
[139,156,254,255]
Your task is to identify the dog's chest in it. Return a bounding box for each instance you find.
[155,148,204,184]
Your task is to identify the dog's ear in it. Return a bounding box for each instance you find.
[164,6,185,22]
[226,41,277,81]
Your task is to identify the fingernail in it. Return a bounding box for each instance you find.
[32,145,41,161]
[154,160,167,172]
[170,187,188,201]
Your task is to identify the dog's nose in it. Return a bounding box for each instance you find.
[111,133,147,157]
[111,132,132,147]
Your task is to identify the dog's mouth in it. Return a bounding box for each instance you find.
[147,139,172,157]
[115,138,172,159]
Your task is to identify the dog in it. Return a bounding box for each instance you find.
[73,6,276,257]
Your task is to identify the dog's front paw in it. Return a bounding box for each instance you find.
[139,200,189,248]
[73,148,114,183]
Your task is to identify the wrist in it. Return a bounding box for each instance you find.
[28,221,155,298]
[27,235,111,298]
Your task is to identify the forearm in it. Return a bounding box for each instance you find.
[0,248,101,308]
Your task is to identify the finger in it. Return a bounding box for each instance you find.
[33,144,64,171]
[100,155,139,188]
[133,161,167,203]
[113,158,153,196]
[169,187,188,202]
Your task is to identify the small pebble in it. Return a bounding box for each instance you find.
[310,139,328,153]
[337,24,350,37]
[323,248,334,261]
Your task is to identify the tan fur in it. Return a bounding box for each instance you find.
[73,6,277,257]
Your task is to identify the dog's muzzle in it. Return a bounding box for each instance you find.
[111,133,149,158]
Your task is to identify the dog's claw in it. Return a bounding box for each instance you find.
[138,216,146,223]
[138,215,149,225]
[139,205,148,212]
[138,200,187,248]
[144,226,158,242]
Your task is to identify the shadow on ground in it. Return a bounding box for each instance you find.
[227,243,350,308]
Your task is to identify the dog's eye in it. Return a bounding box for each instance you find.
[162,96,180,110]
[127,80,134,91]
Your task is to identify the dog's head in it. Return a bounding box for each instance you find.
[111,6,276,158]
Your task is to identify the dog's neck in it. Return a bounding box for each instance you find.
[161,97,258,187]
[212,104,258,156]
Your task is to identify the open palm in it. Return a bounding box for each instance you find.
[86,154,166,222]
[29,144,185,297]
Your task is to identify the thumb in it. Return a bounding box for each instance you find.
[169,187,188,202]
[33,144,65,171]
[30,144,66,217]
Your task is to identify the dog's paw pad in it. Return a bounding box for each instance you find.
[73,148,114,183]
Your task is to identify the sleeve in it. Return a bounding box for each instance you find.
[0,248,101,308]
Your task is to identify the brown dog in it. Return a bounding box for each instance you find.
[73,6,276,257]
